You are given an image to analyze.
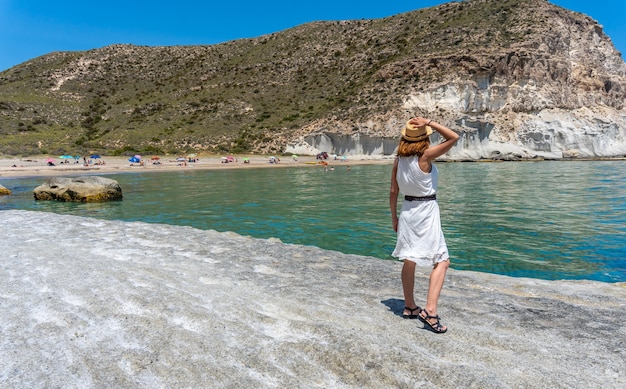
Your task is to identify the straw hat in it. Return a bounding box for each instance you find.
[402,121,433,142]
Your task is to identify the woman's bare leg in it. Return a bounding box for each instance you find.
[401,260,418,315]
[424,259,450,319]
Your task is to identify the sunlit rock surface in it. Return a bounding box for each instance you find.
[0,184,10,195]
[33,176,123,202]
[1,210,624,388]
[287,3,626,160]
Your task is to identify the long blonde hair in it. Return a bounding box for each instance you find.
[396,138,430,157]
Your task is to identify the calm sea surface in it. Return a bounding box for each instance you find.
[1,160,624,282]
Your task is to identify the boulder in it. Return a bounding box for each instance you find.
[0,184,11,195]
[33,176,122,202]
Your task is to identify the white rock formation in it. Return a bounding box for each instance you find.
[1,210,625,388]
[288,3,626,160]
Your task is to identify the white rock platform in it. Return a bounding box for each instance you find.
[1,210,624,388]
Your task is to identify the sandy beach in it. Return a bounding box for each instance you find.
[0,154,394,179]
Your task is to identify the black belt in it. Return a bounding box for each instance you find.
[405,194,436,201]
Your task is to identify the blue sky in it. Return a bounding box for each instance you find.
[0,1,624,72]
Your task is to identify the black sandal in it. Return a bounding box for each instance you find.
[402,306,421,319]
[419,309,447,333]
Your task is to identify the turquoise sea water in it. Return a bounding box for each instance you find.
[1,160,625,282]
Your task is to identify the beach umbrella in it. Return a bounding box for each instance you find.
[176,157,186,161]
[59,155,73,159]
[133,154,142,160]
[150,156,160,160]
[46,158,55,163]
[187,153,197,157]
[90,154,101,159]
[129,156,140,163]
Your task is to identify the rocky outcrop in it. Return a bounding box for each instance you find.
[0,184,11,195]
[1,210,625,388]
[33,176,122,202]
[286,1,626,160]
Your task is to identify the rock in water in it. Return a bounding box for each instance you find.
[33,176,123,202]
[0,184,11,195]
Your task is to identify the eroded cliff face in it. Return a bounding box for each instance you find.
[1,0,623,158]
[287,2,626,160]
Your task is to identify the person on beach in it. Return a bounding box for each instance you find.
[389,117,459,333]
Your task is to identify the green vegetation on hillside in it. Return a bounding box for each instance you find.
[0,0,583,156]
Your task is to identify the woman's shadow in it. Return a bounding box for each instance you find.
[381,298,408,319]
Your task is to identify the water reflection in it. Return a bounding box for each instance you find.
[1,160,624,282]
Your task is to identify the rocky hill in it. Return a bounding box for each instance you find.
[0,0,625,159]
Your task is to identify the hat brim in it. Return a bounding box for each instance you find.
[402,125,433,142]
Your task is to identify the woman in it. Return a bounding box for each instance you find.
[389,116,459,333]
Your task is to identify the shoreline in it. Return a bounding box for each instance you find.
[2,154,624,180]
[0,154,395,179]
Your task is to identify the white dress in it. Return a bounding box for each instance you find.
[392,155,449,266]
